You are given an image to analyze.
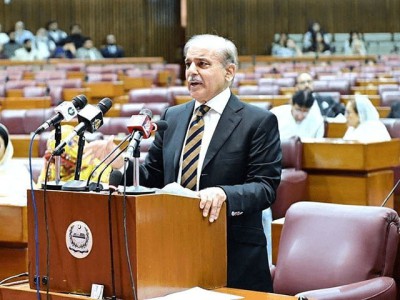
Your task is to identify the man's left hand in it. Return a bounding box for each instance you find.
[197,187,226,223]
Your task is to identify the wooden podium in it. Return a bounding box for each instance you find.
[27,190,227,300]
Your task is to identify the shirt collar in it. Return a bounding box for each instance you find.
[194,87,231,115]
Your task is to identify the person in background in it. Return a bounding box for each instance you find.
[303,22,331,52]
[100,34,124,58]
[46,20,67,46]
[0,123,31,206]
[0,24,10,46]
[271,89,325,140]
[33,27,56,60]
[3,31,21,58]
[344,31,367,55]
[296,72,345,117]
[75,37,103,60]
[14,20,34,45]
[12,38,40,61]
[343,95,391,142]
[62,23,87,50]
[37,125,112,186]
[271,33,302,57]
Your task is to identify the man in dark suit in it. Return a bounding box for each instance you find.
[100,34,124,58]
[126,34,282,292]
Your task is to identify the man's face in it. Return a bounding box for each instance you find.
[291,103,310,123]
[296,74,314,91]
[185,45,234,103]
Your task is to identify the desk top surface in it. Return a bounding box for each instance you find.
[302,138,400,171]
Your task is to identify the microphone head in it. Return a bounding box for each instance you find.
[127,113,153,138]
[140,108,153,119]
[98,97,113,114]
[109,170,123,191]
[72,94,88,110]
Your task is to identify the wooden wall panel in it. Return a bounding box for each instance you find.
[0,0,399,60]
[187,0,400,56]
[0,0,182,62]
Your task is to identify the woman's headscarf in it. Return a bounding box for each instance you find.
[0,123,13,168]
[37,125,112,184]
[354,95,379,124]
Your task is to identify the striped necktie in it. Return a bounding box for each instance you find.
[181,105,210,190]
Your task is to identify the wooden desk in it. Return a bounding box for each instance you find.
[0,284,297,300]
[0,204,28,282]
[302,138,400,207]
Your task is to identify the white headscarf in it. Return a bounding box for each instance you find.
[354,95,379,124]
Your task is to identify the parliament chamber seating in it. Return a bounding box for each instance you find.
[0,108,54,134]
[271,136,307,220]
[119,102,169,117]
[128,87,173,105]
[272,201,400,300]
[381,90,400,107]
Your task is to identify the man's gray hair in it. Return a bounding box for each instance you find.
[183,34,238,67]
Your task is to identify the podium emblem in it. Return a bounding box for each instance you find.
[66,221,93,259]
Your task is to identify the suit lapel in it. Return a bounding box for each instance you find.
[202,95,244,170]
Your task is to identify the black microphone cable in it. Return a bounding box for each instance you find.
[28,132,42,300]
[107,170,123,300]
[122,161,138,300]
[42,152,55,300]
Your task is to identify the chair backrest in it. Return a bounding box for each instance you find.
[274,202,400,296]
[0,108,55,134]
[128,88,173,105]
[381,118,400,138]
[281,136,303,169]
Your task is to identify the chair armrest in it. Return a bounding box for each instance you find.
[296,277,396,300]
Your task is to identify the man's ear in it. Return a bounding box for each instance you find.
[225,63,236,82]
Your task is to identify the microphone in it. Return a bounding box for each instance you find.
[125,109,153,159]
[94,120,168,192]
[35,94,88,134]
[53,98,112,156]
[381,178,400,207]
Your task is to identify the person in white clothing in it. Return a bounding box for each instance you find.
[0,124,31,206]
[271,89,325,139]
[343,95,391,142]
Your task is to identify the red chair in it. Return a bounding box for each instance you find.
[272,201,399,299]
[271,136,307,220]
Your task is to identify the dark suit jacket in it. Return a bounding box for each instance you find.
[100,45,124,58]
[130,93,282,292]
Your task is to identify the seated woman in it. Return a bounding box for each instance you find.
[343,95,391,142]
[37,125,113,186]
[0,123,31,205]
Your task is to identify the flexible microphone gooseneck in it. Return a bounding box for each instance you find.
[85,133,133,191]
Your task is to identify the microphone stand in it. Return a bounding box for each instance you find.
[62,133,88,191]
[42,123,65,190]
[124,145,155,195]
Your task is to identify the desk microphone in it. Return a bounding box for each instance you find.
[35,94,87,134]
[381,178,400,207]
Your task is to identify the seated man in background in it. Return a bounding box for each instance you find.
[0,123,31,205]
[271,89,324,139]
[296,72,345,118]
[100,34,124,58]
